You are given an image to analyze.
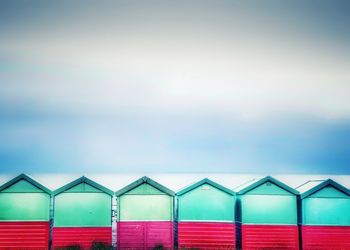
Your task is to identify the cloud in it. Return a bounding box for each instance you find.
[0,111,349,173]
[0,1,350,173]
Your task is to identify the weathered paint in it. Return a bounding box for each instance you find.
[177,183,235,222]
[54,177,114,196]
[178,222,235,249]
[54,191,112,226]
[117,221,174,249]
[52,177,113,249]
[126,183,165,195]
[244,181,292,195]
[119,192,173,221]
[302,186,350,226]
[308,185,349,198]
[176,180,236,249]
[0,221,50,249]
[301,225,350,250]
[237,177,298,225]
[241,194,297,224]
[0,192,50,221]
[237,177,299,249]
[299,180,350,250]
[116,177,174,221]
[52,227,112,250]
[116,177,174,249]
[242,224,299,250]
[53,177,113,227]
[0,175,51,249]
[303,197,350,226]
[237,177,298,196]
[0,178,50,221]
[1,179,46,192]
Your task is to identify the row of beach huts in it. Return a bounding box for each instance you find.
[0,174,349,250]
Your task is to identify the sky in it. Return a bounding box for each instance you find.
[0,0,350,174]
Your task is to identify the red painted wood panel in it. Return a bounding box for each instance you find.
[302,225,350,250]
[52,227,112,250]
[242,224,299,250]
[0,221,49,250]
[117,221,174,249]
[178,221,235,249]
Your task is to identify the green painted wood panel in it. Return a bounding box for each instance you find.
[126,183,164,195]
[1,179,44,193]
[178,184,235,221]
[303,197,350,225]
[0,193,50,221]
[54,192,111,226]
[309,186,349,198]
[244,181,291,195]
[64,183,102,193]
[241,195,297,224]
[119,194,173,221]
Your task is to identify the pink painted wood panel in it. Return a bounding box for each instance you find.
[178,221,235,249]
[0,221,49,250]
[117,221,174,249]
[242,224,299,250]
[302,225,350,250]
[52,227,112,250]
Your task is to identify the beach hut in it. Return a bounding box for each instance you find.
[297,179,350,249]
[236,176,299,249]
[52,176,113,249]
[0,174,51,249]
[176,178,236,249]
[116,176,175,249]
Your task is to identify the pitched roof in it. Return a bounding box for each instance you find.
[233,178,257,192]
[0,173,51,194]
[53,176,114,196]
[176,178,235,196]
[115,176,175,196]
[237,175,299,195]
[299,179,350,199]
[295,180,325,193]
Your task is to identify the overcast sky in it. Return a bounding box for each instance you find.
[0,0,350,174]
